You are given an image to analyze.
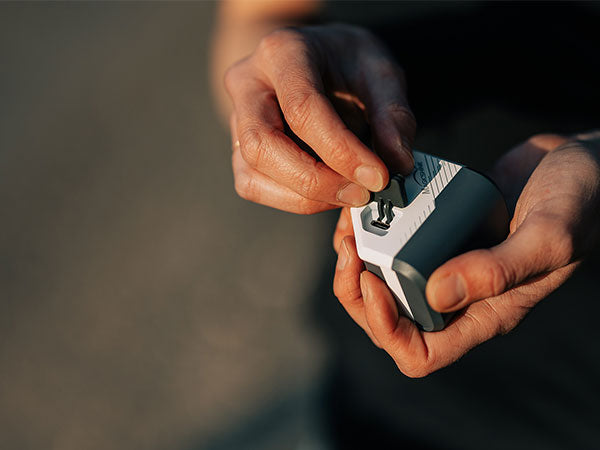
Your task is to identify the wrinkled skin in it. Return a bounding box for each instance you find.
[222,23,600,378]
[333,133,600,377]
[225,25,416,214]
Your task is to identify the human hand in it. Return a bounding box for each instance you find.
[333,133,600,377]
[225,24,416,214]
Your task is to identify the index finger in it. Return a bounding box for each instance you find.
[257,30,389,192]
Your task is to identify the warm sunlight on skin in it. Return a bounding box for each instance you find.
[214,7,600,378]
[332,91,366,111]
[211,0,322,121]
[333,134,600,377]
[222,24,416,215]
[219,0,321,24]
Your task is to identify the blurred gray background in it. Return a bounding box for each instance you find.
[0,3,332,449]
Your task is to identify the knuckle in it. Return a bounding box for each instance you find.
[283,90,317,134]
[257,28,303,60]
[257,32,283,58]
[528,133,552,144]
[526,133,568,152]
[315,134,354,173]
[296,199,321,215]
[395,345,435,378]
[333,277,354,301]
[333,278,344,299]
[233,173,255,202]
[334,273,360,302]
[422,352,439,375]
[223,59,246,94]
[223,65,237,94]
[527,133,562,146]
[325,140,351,167]
[238,127,265,168]
[475,302,506,336]
[398,360,431,378]
[296,168,321,200]
[461,308,504,344]
[490,254,514,296]
[479,248,513,296]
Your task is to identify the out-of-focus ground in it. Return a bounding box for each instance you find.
[0,3,332,449]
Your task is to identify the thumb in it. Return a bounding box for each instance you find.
[426,216,573,312]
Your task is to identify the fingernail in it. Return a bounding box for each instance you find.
[337,183,370,206]
[355,165,385,191]
[337,240,349,270]
[430,274,466,311]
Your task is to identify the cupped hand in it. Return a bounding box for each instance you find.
[333,133,600,377]
[225,24,416,214]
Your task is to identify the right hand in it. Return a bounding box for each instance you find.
[224,24,416,214]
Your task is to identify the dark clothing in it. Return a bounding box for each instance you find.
[314,3,600,449]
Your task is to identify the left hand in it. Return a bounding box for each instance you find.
[333,132,600,377]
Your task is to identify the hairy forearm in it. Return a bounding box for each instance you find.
[210,0,322,123]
